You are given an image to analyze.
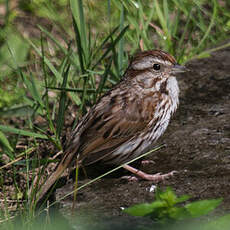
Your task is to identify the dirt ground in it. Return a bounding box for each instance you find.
[53,45,230,228]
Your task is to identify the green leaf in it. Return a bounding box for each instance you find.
[186,199,222,218]
[176,194,191,203]
[124,200,166,216]
[168,206,190,220]
[156,187,183,206]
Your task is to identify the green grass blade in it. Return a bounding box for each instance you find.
[38,25,79,67]
[195,0,217,51]
[56,63,70,138]
[0,105,34,118]
[29,73,45,108]
[163,0,169,30]
[47,86,106,93]
[92,25,129,70]
[70,0,88,64]
[18,70,45,114]
[0,130,14,159]
[107,0,111,27]
[118,4,125,74]
[91,26,119,65]
[25,38,62,82]
[0,125,48,139]
[72,16,85,74]
[95,58,112,100]
[154,0,169,39]
[177,10,192,62]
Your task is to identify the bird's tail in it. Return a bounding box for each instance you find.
[34,150,77,204]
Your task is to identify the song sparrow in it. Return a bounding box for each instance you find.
[37,50,186,201]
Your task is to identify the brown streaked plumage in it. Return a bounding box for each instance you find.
[36,50,186,201]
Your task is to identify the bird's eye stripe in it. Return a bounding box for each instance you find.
[151,58,172,66]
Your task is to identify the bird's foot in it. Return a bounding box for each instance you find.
[137,171,177,182]
[123,164,176,182]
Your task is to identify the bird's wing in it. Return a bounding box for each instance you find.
[36,84,160,202]
[74,89,159,165]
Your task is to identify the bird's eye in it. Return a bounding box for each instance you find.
[153,63,161,70]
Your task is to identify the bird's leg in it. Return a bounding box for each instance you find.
[123,164,176,182]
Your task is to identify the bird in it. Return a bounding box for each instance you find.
[36,49,186,201]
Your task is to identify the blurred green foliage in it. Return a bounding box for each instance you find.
[124,187,230,230]
[124,187,222,222]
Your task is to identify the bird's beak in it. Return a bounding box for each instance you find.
[171,64,187,74]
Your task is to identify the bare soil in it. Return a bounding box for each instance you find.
[54,45,230,228]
